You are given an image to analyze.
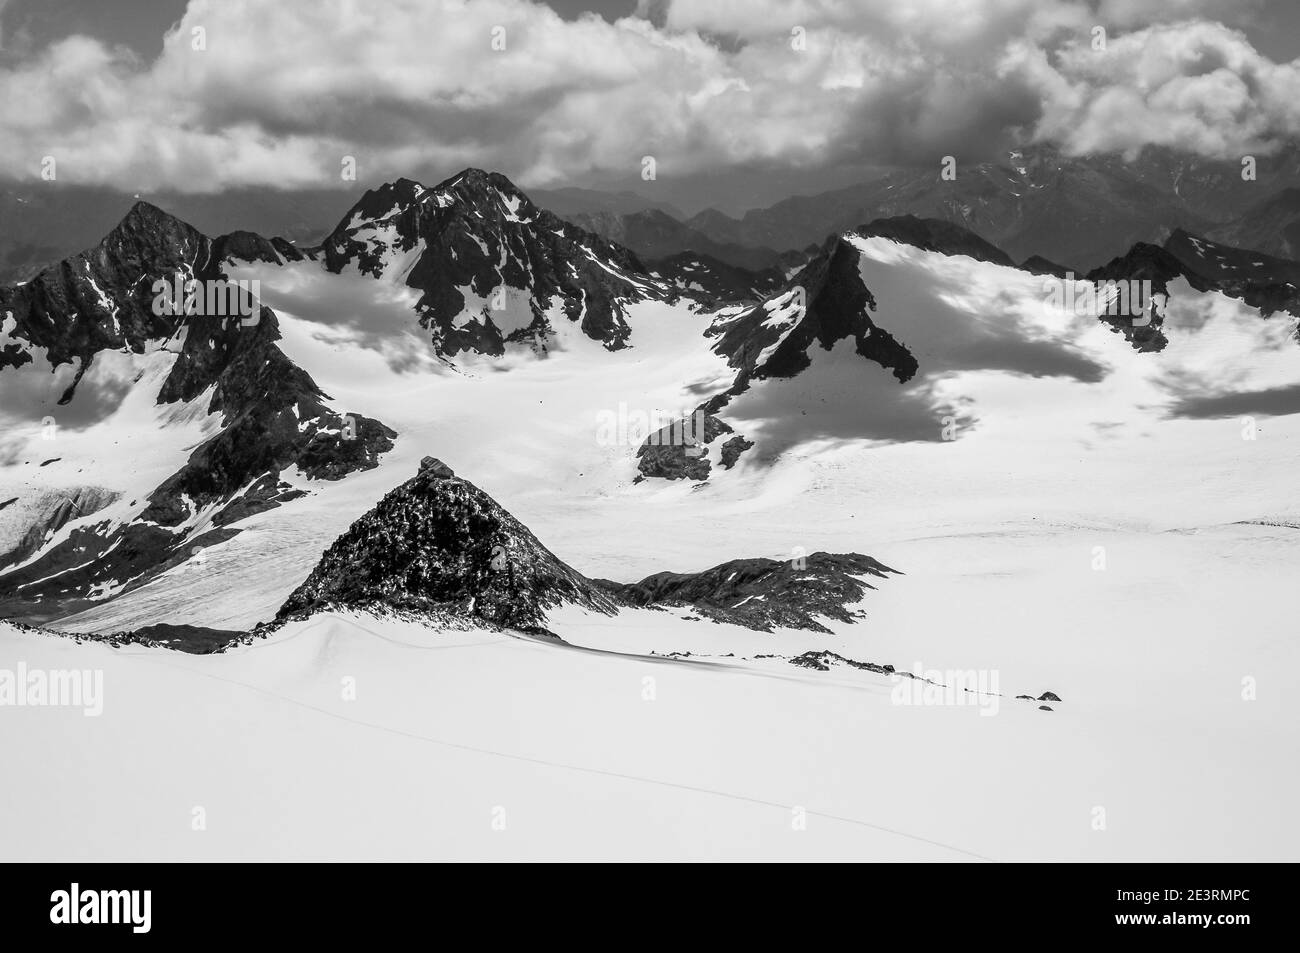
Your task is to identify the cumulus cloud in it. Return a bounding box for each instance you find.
[1001,20,1300,159]
[0,0,1296,193]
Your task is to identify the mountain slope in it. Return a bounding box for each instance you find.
[1208,187,1300,263]
[1077,229,1300,353]
[647,251,785,304]
[636,219,992,481]
[638,212,1300,482]
[278,457,618,631]
[0,203,395,623]
[314,170,671,357]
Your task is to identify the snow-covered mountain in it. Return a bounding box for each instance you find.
[635,213,1300,481]
[5,171,1300,862]
[277,457,620,632]
[0,202,395,622]
[313,170,673,357]
[0,170,747,625]
[8,177,1300,627]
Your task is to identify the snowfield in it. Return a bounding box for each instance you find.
[4,237,1299,860]
[2,551,1291,862]
[0,333,222,587]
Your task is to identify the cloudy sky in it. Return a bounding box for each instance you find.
[1,0,1299,213]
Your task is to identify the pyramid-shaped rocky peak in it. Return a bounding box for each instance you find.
[277,462,618,631]
[317,169,664,357]
[0,201,218,372]
[638,216,1054,485]
[636,234,920,481]
[710,235,918,386]
[101,200,208,256]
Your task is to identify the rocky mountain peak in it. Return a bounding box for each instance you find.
[277,463,618,631]
[318,168,665,358]
[439,167,528,202]
[0,203,398,621]
[95,200,209,268]
[710,234,918,386]
[327,177,428,233]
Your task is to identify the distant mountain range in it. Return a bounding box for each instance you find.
[6,143,1300,288]
[665,144,1300,272]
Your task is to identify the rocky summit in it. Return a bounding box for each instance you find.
[277,463,618,631]
[315,169,671,357]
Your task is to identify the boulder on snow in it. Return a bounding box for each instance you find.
[1038,691,1062,702]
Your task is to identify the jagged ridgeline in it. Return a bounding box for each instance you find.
[7,168,1298,625]
[315,169,673,355]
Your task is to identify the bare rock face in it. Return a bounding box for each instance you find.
[316,169,668,357]
[597,552,901,633]
[419,456,455,479]
[648,251,785,303]
[1161,229,1300,321]
[277,464,617,632]
[634,413,732,482]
